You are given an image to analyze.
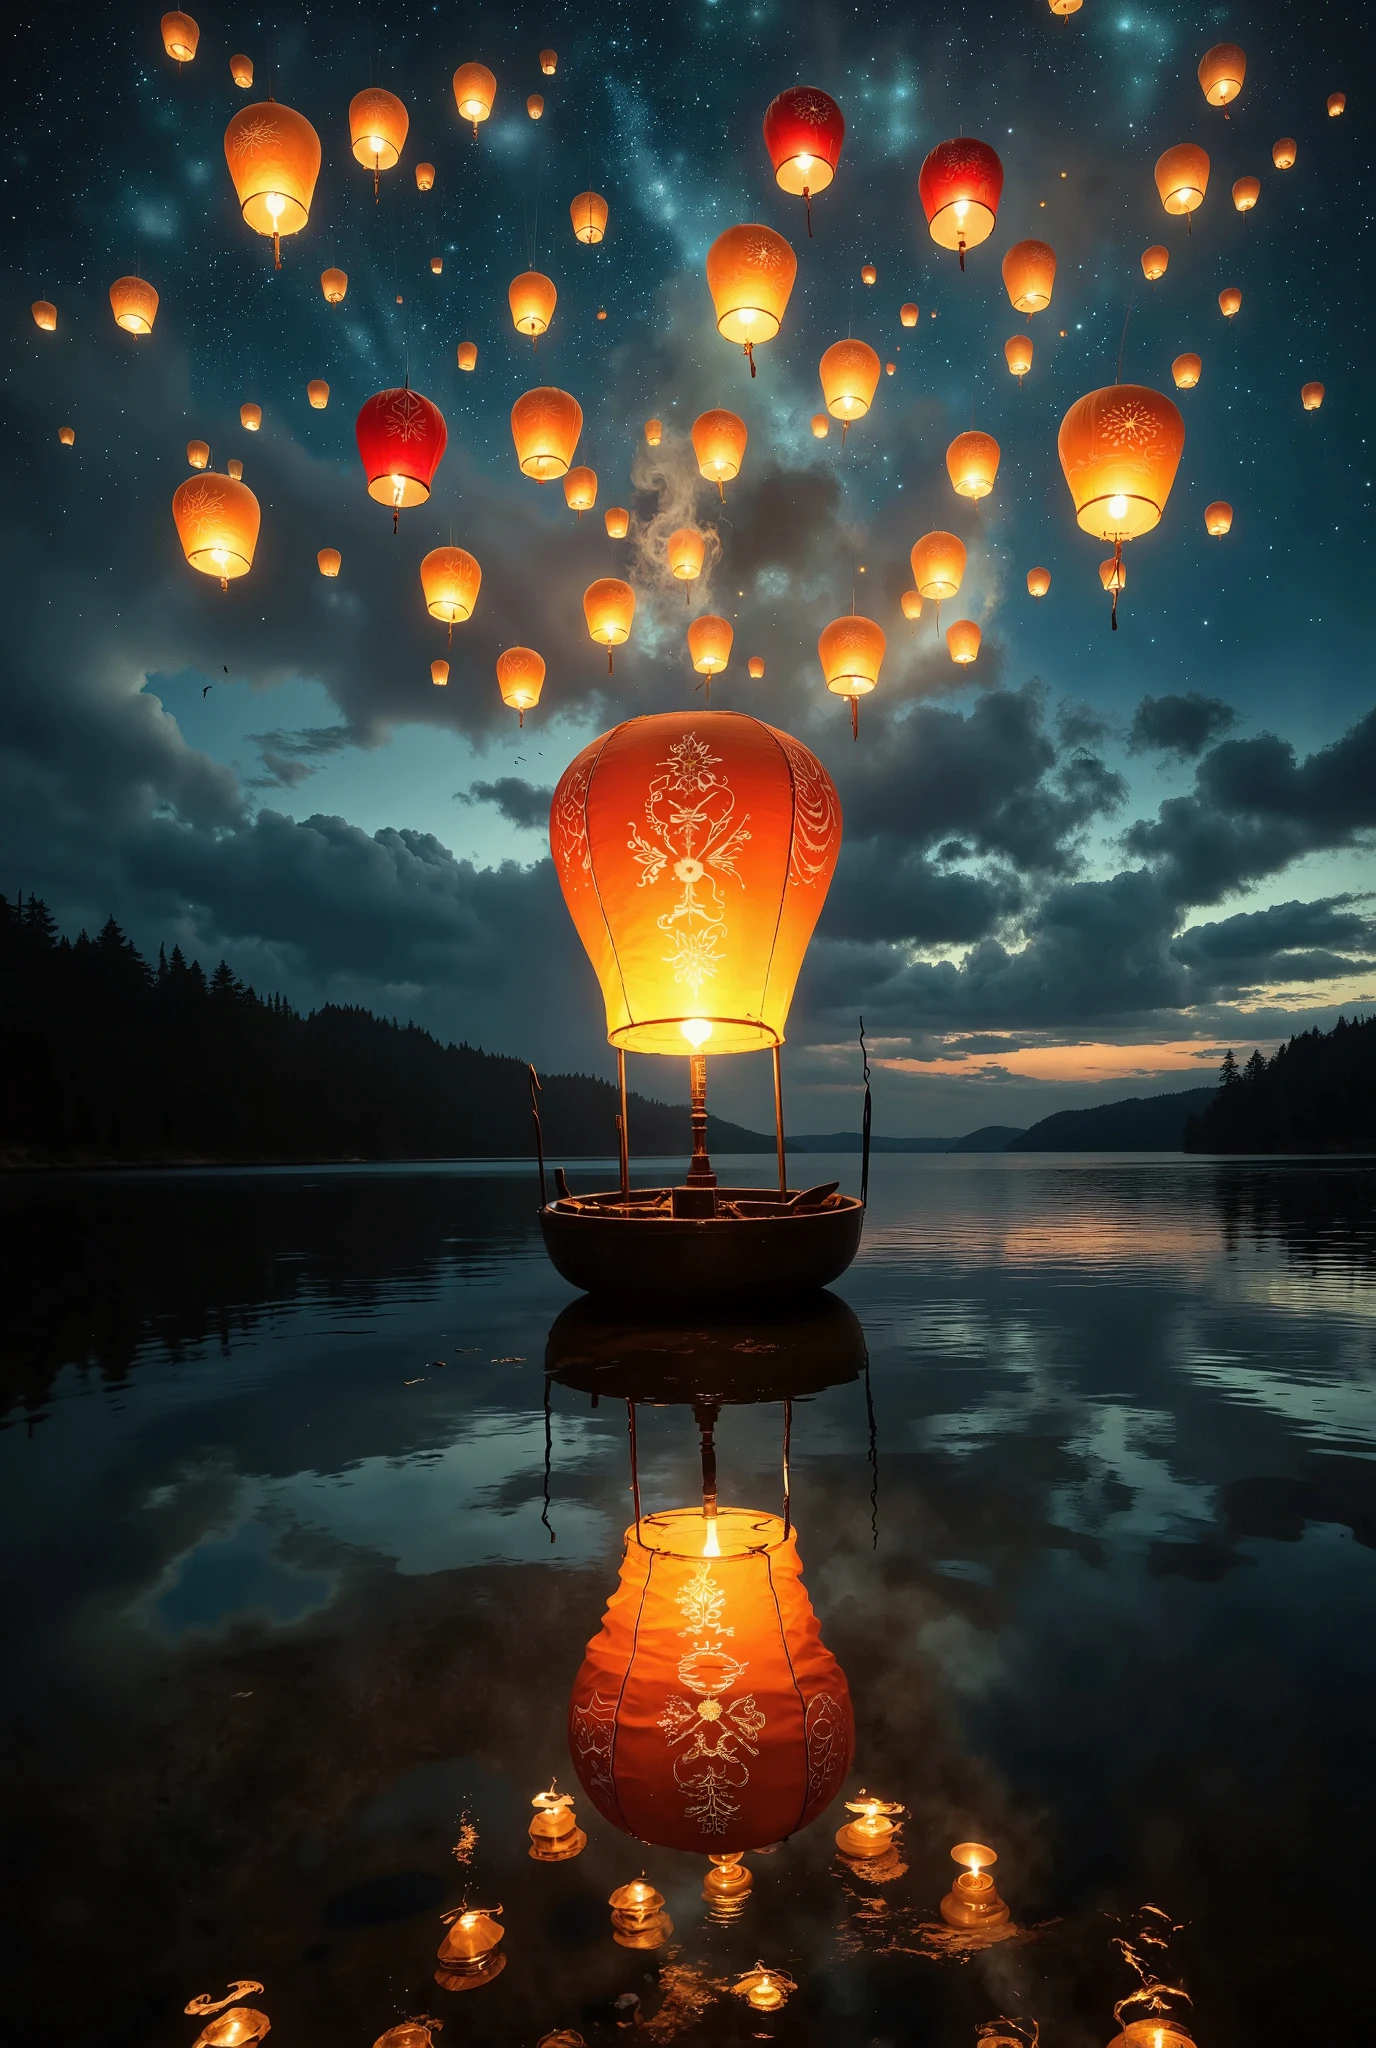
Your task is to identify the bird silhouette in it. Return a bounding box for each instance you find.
[202,684,213,697]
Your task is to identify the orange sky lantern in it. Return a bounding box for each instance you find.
[511,386,583,480]
[1328,92,1346,117]
[187,440,209,469]
[356,385,448,527]
[415,161,435,190]
[1001,238,1056,312]
[528,94,544,119]
[583,578,636,671]
[860,263,877,285]
[1004,334,1033,383]
[1154,143,1210,228]
[172,471,260,590]
[645,418,663,445]
[510,270,557,342]
[569,1506,852,1852]
[58,425,75,446]
[688,615,733,695]
[818,614,885,738]
[349,87,408,198]
[1172,352,1202,388]
[748,655,765,678]
[1232,176,1260,213]
[1205,500,1233,535]
[901,589,923,621]
[161,12,198,63]
[1273,137,1297,168]
[1049,0,1083,13]
[540,49,558,75]
[457,341,477,371]
[550,710,842,1056]
[321,266,347,304]
[317,547,340,577]
[230,53,253,88]
[1058,384,1184,542]
[692,409,747,496]
[31,300,57,331]
[226,458,242,479]
[762,86,844,235]
[911,530,966,615]
[564,465,598,517]
[431,659,449,686]
[946,618,981,664]
[1218,287,1242,317]
[602,509,629,542]
[1301,382,1325,411]
[306,379,329,409]
[420,545,481,642]
[810,413,829,438]
[706,224,797,375]
[900,302,918,326]
[1027,565,1051,597]
[668,527,706,591]
[1198,42,1245,110]
[946,428,1001,499]
[919,137,1004,267]
[885,361,895,375]
[571,191,609,243]
[497,646,545,725]
[431,255,443,273]
[819,340,880,436]
[240,402,261,430]
[452,62,496,136]
[109,276,159,334]
[224,100,321,267]
[1141,244,1169,282]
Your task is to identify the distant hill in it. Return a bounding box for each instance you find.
[950,1125,1026,1152]
[1008,1085,1218,1152]
[789,1131,951,1153]
[1186,1017,1376,1153]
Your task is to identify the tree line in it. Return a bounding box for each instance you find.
[1186,1017,1376,1153]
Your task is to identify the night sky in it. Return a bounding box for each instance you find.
[5,0,1372,1135]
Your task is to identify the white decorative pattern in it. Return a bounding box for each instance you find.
[626,733,750,1000]
[773,731,841,890]
[803,1691,848,1803]
[653,1559,765,1836]
[570,1689,620,1814]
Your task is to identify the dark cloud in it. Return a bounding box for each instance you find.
[462,777,556,830]
[1129,692,1240,759]
[1170,898,1376,992]
[246,725,355,789]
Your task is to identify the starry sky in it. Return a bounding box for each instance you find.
[4,0,1372,1136]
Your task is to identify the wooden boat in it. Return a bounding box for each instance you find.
[544,1290,866,1402]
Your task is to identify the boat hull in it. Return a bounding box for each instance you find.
[540,1189,864,1304]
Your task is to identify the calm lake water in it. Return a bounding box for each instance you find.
[3,1154,1374,2048]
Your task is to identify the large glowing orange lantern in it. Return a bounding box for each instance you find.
[1027,566,1051,598]
[498,647,545,725]
[1172,353,1202,389]
[565,466,598,517]
[911,530,966,608]
[1198,43,1245,108]
[420,545,481,642]
[31,300,57,331]
[918,137,1004,267]
[693,410,747,496]
[321,267,347,304]
[1205,500,1233,535]
[1004,335,1033,383]
[705,225,797,375]
[355,385,448,526]
[568,1507,853,1855]
[1233,177,1260,213]
[1301,382,1325,411]
[688,616,733,691]
[819,340,880,432]
[819,614,885,737]
[946,429,1000,499]
[946,619,981,664]
[349,88,408,197]
[583,579,636,672]
[550,711,842,1055]
[109,276,159,334]
[452,63,496,136]
[172,472,260,590]
[230,53,253,88]
[457,341,477,371]
[317,547,341,577]
[1273,138,1296,168]
[225,101,321,268]
[510,270,558,340]
[1141,245,1169,282]
[605,506,630,538]
[415,161,435,190]
[1001,239,1056,312]
[187,440,209,469]
[1218,287,1242,317]
[1154,144,1210,226]
[307,379,329,409]
[571,191,609,244]
[668,528,706,586]
[1058,384,1185,542]
[161,12,198,63]
[511,386,583,480]
[762,87,844,234]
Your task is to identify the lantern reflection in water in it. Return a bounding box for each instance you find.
[733,1963,796,2012]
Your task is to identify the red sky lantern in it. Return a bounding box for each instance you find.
[354,386,447,530]
[762,86,844,234]
[918,137,1004,269]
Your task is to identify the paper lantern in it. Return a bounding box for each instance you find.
[1328,92,1346,117]
[1141,245,1169,282]
[1049,0,1082,13]
[571,191,609,244]
[1026,566,1051,598]
[860,263,877,285]
[668,528,705,584]
[224,101,321,267]
[415,161,435,190]
[1198,43,1246,107]
[819,613,885,735]
[431,660,449,687]
[109,277,158,334]
[226,458,242,479]
[321,267,347,305]
[307,379,329,409]
[511,386,583,480]
[452,63,497,135]
[564,466,598,517]
[528,95,545,119]
[550,713,842,1054]
[605,506,630,538]
[317,547,340,577]
[583,578,636,671]
[901,590,922,621]
[1301,382,1325,411]
[911,531,966,604]
[497,647,545,725]
[748,655,765,678]
[1233,176,1260,213]
[1058,384,1185,540]
[692,409,747,495]
[431,256,443,274]
[1205,500,1233,535]
[1154,144,1210,224]
[946,619,981,665]
[810,413,829,439]
[918,137,1004,265]
[540,49,557,75]
[510,270,557,340]
[900,302,918,326]
[1172,352,1202,389]
[457,341,478,371]
[355,386,448,524]
[688,615,733,679]
[819,339,880,429]
[230,54,253,88]
[161,11,198,63]
[172,472,260,589]
[1004,335,1033,383]
[349,88,408,197]
[1218,287,1242,317]
[885,362,895,376]
[762,86,844,233]
[31,301,56,331]
[642,419,664,449]
[58,425,75,447]
[705,224,797,373]
[946,429,1001,500]
[1001,238,1056,312]
[240,402,261,430]
[1273,138,1297,168]
[420,545,481,639]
